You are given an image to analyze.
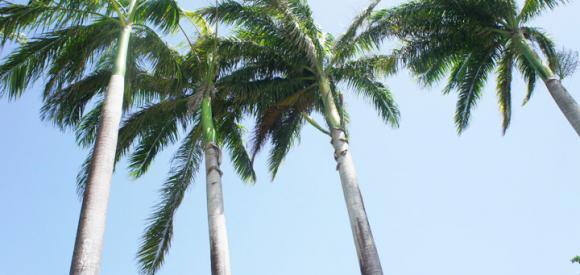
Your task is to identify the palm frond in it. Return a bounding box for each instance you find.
[0,19,119,99]
[218,114,256,183]
[75,103,104,148]
[248,83,315,161]
[0,30,27,43]
[442,54,470,94]
[137,126,204,275]
[496,49,514,134]
[76,147,95,198]
[332,0,381,64]
[519,0,567,22]
[522,27,557,71]
[200,0,278,41]
[516,52,539,105]
[454,50,498,133]
[268,109,303,179]
[133,24,182,78]
[267,0,322,70]
[133,0,181,32]
[126,97,190,178]
[41,70,110,129]
[332,55,398,81]
[0,1,107,44]
[335,71,399,127]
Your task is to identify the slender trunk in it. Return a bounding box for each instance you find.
[320,77,384,275]
[69,21,133,275]
[514,32,580,136]
[544,79,580,136]
[202,95,232,275]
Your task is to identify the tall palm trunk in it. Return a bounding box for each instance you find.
[69,4,136,274]
[515,32,580,136]
[201,95,232,275]
[320,78,384,275]
[545,79,580,135]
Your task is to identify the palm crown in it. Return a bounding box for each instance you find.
[0,0,181,99]
[367,0,571,133]
[0,0,189,195]
[203,0,400,177]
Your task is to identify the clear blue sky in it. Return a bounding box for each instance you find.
[1,1,579,274]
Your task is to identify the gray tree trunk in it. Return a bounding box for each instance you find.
[69,74,124,275]
[514,31,580,137]
[205,143,232,275]
[330,128,383,275]
[69,23,133,275]
[544,78,580,136]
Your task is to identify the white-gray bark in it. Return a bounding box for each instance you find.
[331,129,383,275]
[205,143,232,275]
[545,78,580,136]
[69,74,125,275]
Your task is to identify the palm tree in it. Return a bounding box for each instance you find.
[0,1,181,273]
[46,12,268,274]
[134,13,258,275]
[204,0,400,273]
[366,0,580,135]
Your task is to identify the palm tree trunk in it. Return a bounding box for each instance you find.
[515,32,580,136]
[202,95,232,275]
[69,18,134,275]
[544,79,580,136]
[320,78,384,275]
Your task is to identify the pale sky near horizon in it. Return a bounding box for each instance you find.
[1,1,579,275]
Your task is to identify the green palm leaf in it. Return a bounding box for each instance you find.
[333,0,381,64]
[137,126,204,275]
[125,97,190,178]
[0,19,119,99]
[454,51,497,133]
[133,0,181,32]
[519,0,566,22]
[497,49,514,134]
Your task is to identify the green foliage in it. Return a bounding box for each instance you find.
[497,49,514,134]
[519,0,567,22]
[522,27,558,70]
[134,0,182,32]
[333,0,381,64]
[0,19,117,98]
[572,256,580,264]
[373,0,566,133]
[516,53,538,105]
[137,126,204,275]
[453,51,496,133]
[207,0,400,178]
[267,109,303,179]
[0,0,183,100]
[58,31,265,273]
[218,113,256,183]
[0,0,110,46]
[126,98,189,178]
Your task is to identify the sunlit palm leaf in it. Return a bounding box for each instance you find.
[137,126,204,275]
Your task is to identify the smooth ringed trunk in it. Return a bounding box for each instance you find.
[205,143,232,275]
[320,78,384,275]
[69,22,133,275]
[544,78,580,136]
[202,96,232,275]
